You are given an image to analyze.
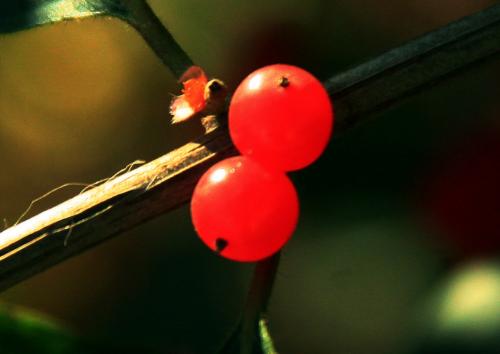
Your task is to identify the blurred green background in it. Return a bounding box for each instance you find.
[1,1,499,353]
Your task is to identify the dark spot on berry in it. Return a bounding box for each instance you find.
[279,76,290,88]
[208,80,223,92]
[215,238,228,253]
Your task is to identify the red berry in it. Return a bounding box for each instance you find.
[229,64,333,171]
[190,156,299,262]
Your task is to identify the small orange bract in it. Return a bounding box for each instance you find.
[170,66,208,123]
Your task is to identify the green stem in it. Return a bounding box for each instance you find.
[121,0,194,79]
[241,252,281,354]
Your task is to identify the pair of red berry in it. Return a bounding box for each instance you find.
[191,64,334,262]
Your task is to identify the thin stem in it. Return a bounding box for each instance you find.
[328,3,500,131]
[1,0,194,78]
[241,253,281,354]
[122,0,194,79]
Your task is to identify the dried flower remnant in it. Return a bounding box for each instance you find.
[170,66,227,124]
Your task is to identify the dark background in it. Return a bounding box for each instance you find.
[0,1,499,353]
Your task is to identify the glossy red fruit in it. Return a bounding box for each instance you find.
[190,156,299,262]
[229,64,333,171]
